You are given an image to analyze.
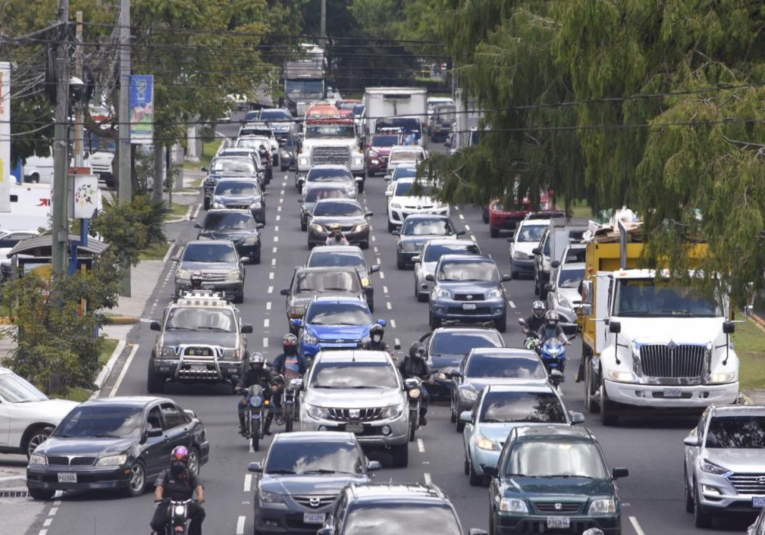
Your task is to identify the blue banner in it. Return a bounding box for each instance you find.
[129,75,154,144]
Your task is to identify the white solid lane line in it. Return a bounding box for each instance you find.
[629,517,645,535]
[109,344,140,397]
[244,474,252,492]
[417,439,425,453]
[236,515,246,535]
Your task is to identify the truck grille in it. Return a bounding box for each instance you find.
[326,407,384,422]
[312,146,351,166]
[182,347,216,359]
[533,502,583,514]
[293,496,337,509]
[639,344,706,378]
[728,473,765,494]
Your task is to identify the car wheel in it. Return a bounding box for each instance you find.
[234,291,244,304]
[469,458,484,487]
[368,300,375,313]
[456,420,465,433]
[387,220,395,233]
[482,210,489,224]
[450,396,457,423]
[188,447,201,477]
[533,275,540,295]
[147,359,165,394]
[417,291,428,303]
[301,219,307,231]
[694,480,713,528]
[252,254,261,265]
[125,461,147,497]
[584,359,600,414]
[396,254,405,270]
[358,182,365,194]
[280,165,288,172]
[684,467,694,513]
[391,443,409,468]
[203,197,210,210]
[490,226,499,238]
[25,426,54,458]
[28,488,55,501]
[494,315,507,333]
[360,241,369,250]
[600,379,619,426]
[429,313,441,330]
[464,457,469,476]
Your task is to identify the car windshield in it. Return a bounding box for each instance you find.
[480,391,566,423]
[305,302,371,326]
[392,167,418,179]
[558,268,584,289]
[310,361,398,389]
[395,181,432,197]
[308,168,353,182]
[305,188,348,203]
[314,202,363,217]
[286,79,324,97]
[466,355,546,379]
[165,308,236,332]
[260,110,293,122]
[507,441,608,478]
[435,105,456,120]
[431,332,502,356]
[309,252,365,269]
[182,243,237,263]
[438,260,499,282]
[424,243,481,263]
[295,272,359,294]
[55,405,144,439]
[306,124,355,138]
[352,104,365,117]
[706,416,765,448]
[241,127,272,137]
[0,373,48,403]
[403,218,454,236]
[565,248,587,262]
[390,151,424,164]
[344,504,461,535]
[215,182,258,196]
[372,135,399,148]
[236,138,270,151]
[265,440,364,475]
[613,280,719,317]
[211,159,255,174]
[204,212,256,231]
[517,225,546,243]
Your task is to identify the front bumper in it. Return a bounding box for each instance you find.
[430,298,506,323]
[175,280,243,300]
[397,247,424,266]
[300,415,408,448]
[469,444,501,476]
[389,206,450,226]
[27,466,133,492]
[510,257,535,274]
[490,215,524,231]
[696,472,765,513]
[152,357,245,383]
[255,500,335,534]
[307,227,370,247]
[604,379,740,408]
[495,512,620,535]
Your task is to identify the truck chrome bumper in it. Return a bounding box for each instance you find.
[604,379,739,408]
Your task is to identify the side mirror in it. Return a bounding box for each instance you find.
[376,319,386,327]
[683,436,700,447]
[280,288,290,296]
[411,256,421,264]
[150,321,161,331]
[425,274,434,282]
[147,427,163,438]
[449,370,462,378]
[369,265,380,274]
[459,411,472,424]
[482,466,498,478]
[502,274,512,282]
[385,190,393,197]
[257,223,265,229]
[201,166,208,172]
[391,230,400,236]
[241,325,253,334]
[609,321,621,334]
[456,230,466,236]
[551,260,560,269]
[365,212,374,218]
[248,462,263,473]
[612,467,629,479]
[569,411,585,425]
[291,318,303,328]
[193,223,201,229]
[544,283,553,292]
[367,460,382,472]
[723,321,735,334]
[532,248,541,255]
[184,409,196,419]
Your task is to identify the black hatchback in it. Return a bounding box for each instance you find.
[195,209,264,264]
[26,397,210,500]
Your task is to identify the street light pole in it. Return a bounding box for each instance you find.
[51,0,70,278]
[117,0,131,296]
[320,0,327,47]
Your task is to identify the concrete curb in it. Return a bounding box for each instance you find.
[91,339,127,397]
[104,316,141,325]
[752,313,765,329]
[165,204,195,224]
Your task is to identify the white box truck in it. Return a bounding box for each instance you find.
[363,88,427,146]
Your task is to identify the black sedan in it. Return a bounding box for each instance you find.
[211,178,267,224]
[195,209,264,264]
[27,397,210,500]
[306,199,372,249]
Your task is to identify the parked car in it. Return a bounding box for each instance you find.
[27,397,210,500]
[298,184,351,231]
[486,426,628,535]
[684,405,765,528]
[386,178,449,233]
[173,240,245,303]
[320,482,487,535]
[0,367,77,458]
[365,133,400,176]
[211,178,266,225]
[248,432,380,534]
[306,199,373,249]
[413,239,482,302]
[393,214,464,269]
[306,246,379,310]
[450,348,548,429]
[508,219,550,279]
[461,384,583,486]
[195,209,264,264]
[428,255,511,332]
[300,350,410,466]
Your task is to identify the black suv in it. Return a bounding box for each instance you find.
[485,426,628,535]
[319,483,487,535]
[195,209,264,264]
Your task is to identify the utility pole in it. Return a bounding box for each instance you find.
[74,11,83,166]
[51,0,70,278]
[117,0,131,296]
[320,0,327,47]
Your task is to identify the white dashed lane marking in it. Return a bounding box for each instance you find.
[267,286,273,294]
[390,319,396,329]
[629,517,645,535]
[264,319,270,328]
[263,337,269,348]
[465,224,471,231]
[509,301,516,308]
[383,286,389,295]
[386,302,392,310]
[417,439,425,453]
[236,515,246,535]
[269,272,275,280]
[424,473,432,485]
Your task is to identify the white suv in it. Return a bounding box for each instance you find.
[385,177,449,233]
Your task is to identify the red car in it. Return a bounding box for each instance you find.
[335,99,361,117]
[365,133,401,176]
[488,192,554,237]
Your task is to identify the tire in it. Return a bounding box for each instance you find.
[24,426,53,458]
[251,426,260,452]
[584,359,599,414]
[464,458,469,475]
[408,418,416,442]
[468,458,484,487]
[397,254,405,270]
[358,182,365,194]
[203,197,210,210]
[281,165,288,172]
[456,420,465,433]
[540,283,548,300]
[429,313,441,330]
[32,173,40,184]
[360,241,369,250]
[301,219,307,231]
[187,447,201,477]
[490,226,499,238]
[387,220,395,233]
[684,467,694,513]
[482,211,489,224]
[252,255,261,265]
[234,291,244,304]
[28,488,55,501]
[391,443,409,468]
[285,407,294,433]
[600,379,619,426]
[494,316,507,333]
[417,289,428,303]
[368,300,374,313]
[511,271,519,280]
[147,360,165,394]
[533,275,540,295]
[125,461,146,497]
[694,481,713,528]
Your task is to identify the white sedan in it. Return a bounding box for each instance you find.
[386,178,449,233]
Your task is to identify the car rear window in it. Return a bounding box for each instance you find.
[480,391,566,423]
[466,355,546,379]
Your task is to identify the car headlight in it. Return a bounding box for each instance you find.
[258,487,285,504]
[289,305,306,317]
[371,159,380,164]
[400,241,418,252]
[460,388,478,401]
[558,294,571,309]
[361,277,371,287]
[250,201,262,209]
[381,404,405,419]
[306,404,330,420]
[222,348,242,360]
[390,203,402,209]
[242,237,259,246]
[499,498,528,513]
[176,269,191,280]
[96,454,128,467]
[512,250,530,260]
[352,223,368,233]
[309,224,325,233]
[29,453,47,465]
[298,157,310,167]
[303,332,318,345]
[158,346,176,358]
[701,459,731,476]
[606,370,634,383]
[475,434,500,451]
[486,288,502,299]
[213,202,225,209]
[434,288,450,299]
[588,497,616,515]
[709,371,737,384]
[353,156,364,167]
[346,186,356,195]
[228,271,241,281]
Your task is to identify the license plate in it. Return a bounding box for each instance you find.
[546,516,570,529]
[754,497,765,508]
[303,513,326,524]
[663,388,682,398]
[462,303,477,310]
[346,423,364,434]
[57,472,77,483]
[191,365,207,372]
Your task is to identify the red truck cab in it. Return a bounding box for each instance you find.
[488,192,554,237]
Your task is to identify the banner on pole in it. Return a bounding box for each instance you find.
[0,62,11,212]
[129,75,154,144]
[71,174,100,219]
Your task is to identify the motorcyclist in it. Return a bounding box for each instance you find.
[326,225,350,246]
[398,341,430,425]
[235,353,275,436]
[271,334,309,382]
[537,310,569,346]
[367,324,389,352]
[151,446,205,535]
[523,300,547,335]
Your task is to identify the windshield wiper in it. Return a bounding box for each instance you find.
[196,327,230,332]
[167,326,196,331]
[267,469,296,474]
[302,469,352,475]
[93,434,122,438]
[346,385,380,389]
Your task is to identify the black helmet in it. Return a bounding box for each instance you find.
[544,310,559,327]
[250,352,265,368]
[283,333,298,354]
[409,341,425,360]
[532,300,545,318]
[370,324,384,342]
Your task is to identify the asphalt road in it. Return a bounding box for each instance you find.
[27,140,751,535]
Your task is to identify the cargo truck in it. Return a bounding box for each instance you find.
[363,88,427,147]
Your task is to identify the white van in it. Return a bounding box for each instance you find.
[0,184,52,231]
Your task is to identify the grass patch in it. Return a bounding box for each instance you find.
[183,140,221,170]
[568,199,592,219]
[59,337,120,401]
[63,387,92,402]
[139,242,171,261]
[735,317,765,390]
[165,202,190,220]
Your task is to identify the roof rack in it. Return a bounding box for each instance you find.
[174,290,231,306]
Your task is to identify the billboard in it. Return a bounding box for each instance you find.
[129,75,154,144]
[0,62,10,212]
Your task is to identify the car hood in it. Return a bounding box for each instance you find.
[420,261,438,274]
[20,399,79,421]
[463,378,549,391]
[198,230,259,241]
[213,194,263,204]
[308,324,371,340]
[390,196,441,208]
[503,476,614,498]
[703,449,765,473]
[400,235,455,248]
[556,287,581,306]
[178,261,239,272]
[369,147,392,156]
[436,281,502,295]
[38,436,137,457]
[161,331,238,348]
[430,355,464,371]
[260,473,369,496]
[306,388,402,408]
[311,215,367,227]
[513,242,538,255]
[476,422,566,444]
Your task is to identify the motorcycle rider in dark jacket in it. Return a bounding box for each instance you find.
[398,341,430,425]
[235,353,275,435]
[151,446,205,535]
[523,300,547,335]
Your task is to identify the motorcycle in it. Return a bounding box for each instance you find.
[273,375,302,433]
[242,384,268,451]
[404,377,424,442]
[161,499,195,534]
[517,318,576,391]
